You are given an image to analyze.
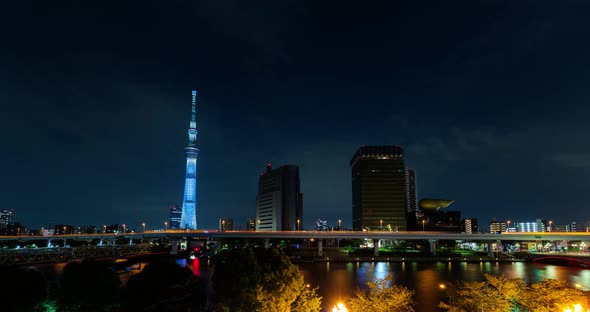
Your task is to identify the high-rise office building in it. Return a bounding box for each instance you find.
[405,169,417,213]
[255,164,303,231]
[350,146,407,231]
[169,205,182,229]
[180,90,199,229]
[219,218,234,232]
[405,168,418,230]
[0,209,14,228]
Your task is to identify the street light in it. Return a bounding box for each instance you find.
[142,222,146,232]
[338,219,342,231]
[380,219,383,230]
[257,219,261,231]
[102,225,106,233]
[563,304,584,312]
[549,220,553,232]
[422,220,426,231]
[332,302,348,312]
[507,220,510,232]
[297,219,300,231]
[164,221,168,231]
[122,224,126,233]
[63,226,66,235]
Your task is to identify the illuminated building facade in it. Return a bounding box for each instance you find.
[405,168,418,230]
[351,146,407,231]
[255,164,303,231]
[247,218,256,231]
[514,219,547,232]
[180,90,199,230]
[0,209,14,228]
[169,205,182,229]
[405,169,417,213]
[489,221,506,233]
[218,218,233,231]
[462,218,478,234]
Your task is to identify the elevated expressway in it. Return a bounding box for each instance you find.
[1,231,588,265]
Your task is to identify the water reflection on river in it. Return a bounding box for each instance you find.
[296,261,590,312]
[28,259,590,312]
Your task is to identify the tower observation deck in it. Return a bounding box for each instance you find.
[180,90,199,229]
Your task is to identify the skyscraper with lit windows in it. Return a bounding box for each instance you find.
[180,91,199,230]
[0,209,13,228]
[169,205,182,229]
[351,146,407,231]
[255,164,303,231]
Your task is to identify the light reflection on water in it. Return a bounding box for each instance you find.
[298,261,590,312]
[27,259,590,312]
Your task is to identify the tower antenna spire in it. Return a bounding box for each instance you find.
[190,90,197,128]
[181,90,199,230]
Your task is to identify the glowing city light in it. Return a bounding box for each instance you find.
[332,302,348,312]
[180,90,199,230]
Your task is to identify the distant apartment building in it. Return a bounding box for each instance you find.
[75,225,97,234]
[218,218,233,232]
[169,205,182,229]
[0,209,14,228]
[514,219,547,232]
[489,221,506,233]
[255,164,303,231]
[247,218,256,231]
[351,146,407,231]
[567,221,577,232]
[463,218,478,234]
[315,219,328,231]
[550,221,579,232]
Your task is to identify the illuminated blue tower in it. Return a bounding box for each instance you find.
[180,90,199,229]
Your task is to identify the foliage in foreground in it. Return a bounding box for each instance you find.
[346,274,415,312]
[211,247,322,312]
[121,260,205,312]
[439,274,589,312]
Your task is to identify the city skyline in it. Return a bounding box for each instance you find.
[2,1,590,230]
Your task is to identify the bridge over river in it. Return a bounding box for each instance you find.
[1,230,589,266]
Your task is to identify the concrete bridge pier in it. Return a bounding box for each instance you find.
[373,239,380,256]
[487,242,494,257]
[318,240,323,257]
[170,239,178,255]
[264,239,270,249]
[429,240,437,255]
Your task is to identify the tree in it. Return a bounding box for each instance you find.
[211,247,322,312]
[58,261,121,312]
[440,274,589,312]
[0,266,48,312]
[520,279,587,312]
[438,279,515,312]
[121,259,205,312]
[346,273,414,312]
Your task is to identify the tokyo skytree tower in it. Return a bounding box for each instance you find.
[180,90,199,229]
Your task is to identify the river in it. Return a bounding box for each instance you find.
[26,259,590,312]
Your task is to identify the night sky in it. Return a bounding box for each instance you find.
[2,1,590,231]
